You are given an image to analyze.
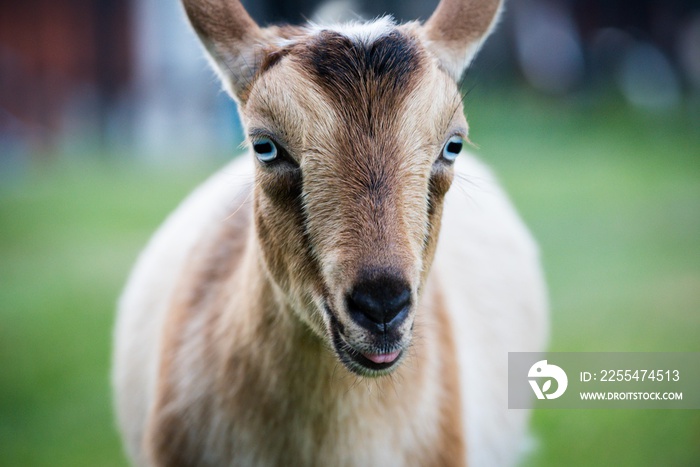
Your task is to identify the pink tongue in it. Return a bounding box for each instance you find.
[362,350,401,364]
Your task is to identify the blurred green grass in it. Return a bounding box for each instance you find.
[471,91,700,466]
[0,160,218,466]
[1,91,698,466]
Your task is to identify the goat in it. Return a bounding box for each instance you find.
[112,0,548,465]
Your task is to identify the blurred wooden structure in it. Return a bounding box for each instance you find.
[0,0,131,152]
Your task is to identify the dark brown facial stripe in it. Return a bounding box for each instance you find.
[294,29,424,134]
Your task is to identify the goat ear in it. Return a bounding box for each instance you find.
[422,0,503,81]
[182,0,268,102]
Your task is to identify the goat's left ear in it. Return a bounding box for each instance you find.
[422,0,503,81]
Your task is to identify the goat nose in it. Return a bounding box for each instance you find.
[346,274,411,330]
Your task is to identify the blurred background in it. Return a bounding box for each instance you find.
[1,0,698,465]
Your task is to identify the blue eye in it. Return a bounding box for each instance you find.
[252,137,278,162]
[442,136,463,161]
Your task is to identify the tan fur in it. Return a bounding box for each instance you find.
[426,0,501,43]
[145,230,460,465]
[423,284,466,467]
[113,1,547,466]
[424,0,503,80]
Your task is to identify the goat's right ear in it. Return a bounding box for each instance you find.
[182,0,268,103]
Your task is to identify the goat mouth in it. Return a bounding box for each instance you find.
[326,308,403,375]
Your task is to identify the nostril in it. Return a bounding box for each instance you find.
[387,288,411,312]
[346,275,411,328]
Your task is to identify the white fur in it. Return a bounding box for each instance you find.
[307,16,396,45]
[112,157,254,465]
[435,155,549,466]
